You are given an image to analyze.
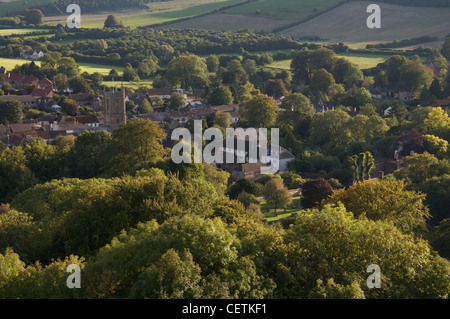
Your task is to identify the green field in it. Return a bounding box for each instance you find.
[222,0,342,21]
[0,57,123,75]
[281,1,450,47]
[268,53,393,71]
[0,28,47,36]
[0,0,55,16]
[260,195,302,223]
[45,0,245,29]
[103,80,154,89]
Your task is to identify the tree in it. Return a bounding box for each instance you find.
[301,178,333,209]
[285,203,450,299]
[399,60,433,94]
[169,92,186,111]
[310,69,336,99]
[104,15,122,28]
[0,100,23,124]
[263,178,292,212]
[0,147,37,203]
[394,152,448,185]
[57,57,80,78]
[130,249,202,299]
[326,179,429,234]
[429,79,442,99]
[418,175,450,226]
[424,134,448,158]
[214,112,231,129]
[430,218,450,260]
[103,118,169,176]
[137,60,158,79]
[208,86,233,106]
[349,151,375,182]
[424,107,450,139]
[123,63,139,82]
[264,79,287,99]
[278,93,315,129]
[353,88,373,108]
[139,99,153,114]
[166,54,208,90]
[24,9,44,25]
[52,74,68,93]
[205,55,219,73]
[239,94,278,127]
[385,55,408,89]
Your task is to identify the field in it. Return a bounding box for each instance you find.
[45,0,246,29]
[161,12,294,32]
[260,195,302,223]
[0,28,47,36]
[280,1,450,47]
[0,0,55,16]
[268,53,392,71]
[222,0,342,21]
[160,0,342,32]
[0,57,123,75]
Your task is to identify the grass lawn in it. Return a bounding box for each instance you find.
[103,80,154,89]
[260,195,302,223]
[0,57,123,76]
[337,53,390,69]
[268,53,392,71]
[0,28,47,36]
[267,59,291,70]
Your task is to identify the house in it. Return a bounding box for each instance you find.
[0,95,37,109]
[367,88,385,100]
[0,67,10,79]
[139,112,170,122]
[311,99,325,113]
[68,93,100,108]
[20,50,44,60]
[211,104,240,123]
[398,92,415,102]
[31,87,54,98]
[278,147,296,172]
[38,77,54,90]
[147,88,172,100]
[8,123,42,133]
[436,99,450,108]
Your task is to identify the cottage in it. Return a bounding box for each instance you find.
[0,95,37,109]
[398,92,415,102]
[20,50,44,60]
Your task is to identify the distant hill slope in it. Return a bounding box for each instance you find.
[279,1,450,46]
[350,0,450,7]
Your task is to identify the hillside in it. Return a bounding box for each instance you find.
[279,1,450,47]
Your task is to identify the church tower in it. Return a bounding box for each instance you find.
[103,87,126,130]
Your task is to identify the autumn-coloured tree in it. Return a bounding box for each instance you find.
[301,178,333,209]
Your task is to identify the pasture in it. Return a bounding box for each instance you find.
[0,57,123,76]
[45,0,245,29]
[280,1,450,47]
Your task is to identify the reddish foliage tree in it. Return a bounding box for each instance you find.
[301,178,333,209]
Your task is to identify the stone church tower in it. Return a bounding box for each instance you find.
[103,87,126,130]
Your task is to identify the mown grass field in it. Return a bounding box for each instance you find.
[45,0,245,29]
[280,1,450,47]
[268,53,390,71]
[260,195,302,223]
[0,28,47,36]
[0,57,123,76]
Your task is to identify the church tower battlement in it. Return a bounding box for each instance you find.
[103,87,126,130]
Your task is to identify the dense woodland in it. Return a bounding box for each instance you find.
[0,12,450,298]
